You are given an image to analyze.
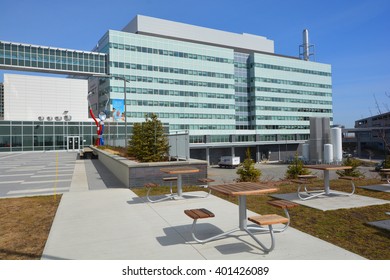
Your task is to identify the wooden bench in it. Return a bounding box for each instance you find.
[292,176,321,200]
[248,214,289,252]
[163,176,178,182]
[339,176,358,180]
[144,182,159,188]
[338,176,357,195]
[185,208,220,243]
[292,175,317,185]
[291,179,309,184]
[298,175,317,180]
[267,200,299,231]
[248,214,289,226]
[144,182,175,203]
[267,199,298,209]
[196,178,214,197]
[197,178,215,184]
[163,177,177,194]
[379,171,390,184]
[184,208,215,220]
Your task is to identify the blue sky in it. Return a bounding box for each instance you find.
[1,0,389,128]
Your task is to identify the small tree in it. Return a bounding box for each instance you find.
[128,113,170,162]
[336,157,364,178]
[285,153,311,179]
[236,149,261,182]
[383,156,390,169]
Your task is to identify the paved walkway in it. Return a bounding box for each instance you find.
[42,158,366,260]
[0,152,76,198]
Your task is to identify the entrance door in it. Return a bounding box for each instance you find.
[67,136,80,151]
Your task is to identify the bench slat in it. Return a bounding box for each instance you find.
[267,200,298,209]
[297,175,317,179]
[291,179,308,184]
[144,183,159,188]
[163,177,178,181]
[248,214,288,226]
[184,208,215,219]
[198,178,215,183]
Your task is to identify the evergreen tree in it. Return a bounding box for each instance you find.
[128,113,170,162]
[336,157,364,178]
[285,153,311,179]
[236,148,261,182]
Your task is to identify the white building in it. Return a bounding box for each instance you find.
[4,74,88,121]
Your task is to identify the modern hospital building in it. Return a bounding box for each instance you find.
[0,15,332,164]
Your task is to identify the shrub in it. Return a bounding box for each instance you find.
[383,156,390,169]
[336,157,364,178]
[285,153,311,179]
[236,149,261,182]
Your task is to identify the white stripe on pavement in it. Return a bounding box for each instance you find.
[7,187,69,195]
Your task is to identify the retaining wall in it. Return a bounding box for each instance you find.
[90,147,208,188]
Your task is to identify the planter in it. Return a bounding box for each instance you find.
[90,146,208,188]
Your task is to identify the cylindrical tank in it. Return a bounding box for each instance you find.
[331,127,342,163]
[322,117,331,145]
[302,143,309,162]
[309,117,323,162]
[324,144,333,164]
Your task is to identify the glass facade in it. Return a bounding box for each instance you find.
[250,53,332,140]
[234,52,251,130]
[0,41,107,75]
[90,30,332,145]
[0,120,133,152]
[93,30,236,139]
[0,83,3,119]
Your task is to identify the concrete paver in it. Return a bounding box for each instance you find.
[272,192,389,211]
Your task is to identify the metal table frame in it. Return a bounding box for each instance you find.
[299,165,354,200]
[156,167,207,199]
[190,182,282,253]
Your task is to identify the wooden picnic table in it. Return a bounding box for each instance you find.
[206,182,281,252]
[209,182,279,230]
[160,166,199,197]
[301,165,354,199]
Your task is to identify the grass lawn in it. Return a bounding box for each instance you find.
[0,195,61,260]
[0,179,389,260]
[133,178,390,260]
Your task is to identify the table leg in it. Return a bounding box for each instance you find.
[324,170,330,195]
[238,196,247,230]
[177,174,183,197]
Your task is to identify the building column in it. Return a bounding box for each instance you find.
[206,147,210,166]
[356,134,362,158]
[231,146,235,157]
[256,146,261,163]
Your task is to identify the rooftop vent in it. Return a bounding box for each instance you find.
[299,29,315,61]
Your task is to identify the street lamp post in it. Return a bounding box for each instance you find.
[92,74,130,148]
